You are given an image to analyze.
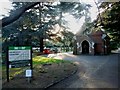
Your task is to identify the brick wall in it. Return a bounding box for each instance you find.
[74,30,110,55]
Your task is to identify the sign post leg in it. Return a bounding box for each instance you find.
[6,66,9,82]
[27,77,31,83]
[30,47,33,80]
[6,48,9,82]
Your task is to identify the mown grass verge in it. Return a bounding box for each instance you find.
[33,56,70,65]
[2,55,72,82]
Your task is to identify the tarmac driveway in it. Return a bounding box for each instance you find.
[47,52,119,88]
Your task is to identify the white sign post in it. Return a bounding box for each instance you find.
[26,69,32,77]
[26,69,32,83]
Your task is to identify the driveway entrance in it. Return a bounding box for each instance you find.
[47,52,119,88]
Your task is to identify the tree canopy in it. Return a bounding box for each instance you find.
[2,1,92,52]
[95,2,120,48]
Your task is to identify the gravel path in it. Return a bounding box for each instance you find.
[47,52,119,88]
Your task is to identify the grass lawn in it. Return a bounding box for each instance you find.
[2,55,72,82]
[33,56,70,65]
[2,55,77,88]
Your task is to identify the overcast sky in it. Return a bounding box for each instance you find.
[0,0,98,34]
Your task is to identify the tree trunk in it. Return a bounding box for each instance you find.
[40,37,44,53]
[18,31,23,46]
[38,3,44,53]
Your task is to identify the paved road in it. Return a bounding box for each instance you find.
[47,52,119,88]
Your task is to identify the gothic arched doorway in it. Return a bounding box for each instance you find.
[82,40,89,54]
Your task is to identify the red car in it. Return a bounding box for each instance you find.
[43,48,51,54]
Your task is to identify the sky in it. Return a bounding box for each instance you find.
[0,1,13,18]
[64,1,98,34]
[0,0,98,34]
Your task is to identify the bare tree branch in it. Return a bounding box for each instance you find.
[1,2,40,27]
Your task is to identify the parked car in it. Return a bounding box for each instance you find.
[43,48,51,54]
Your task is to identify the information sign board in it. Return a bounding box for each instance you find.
[8,46,31,61]
[8,46,31,68]
[6,46,33,82]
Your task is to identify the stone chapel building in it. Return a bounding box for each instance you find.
[73,30,111,55]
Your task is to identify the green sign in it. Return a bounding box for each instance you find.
[8,46,31,61]
[9,46,31,50]
[6,46,33,82]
